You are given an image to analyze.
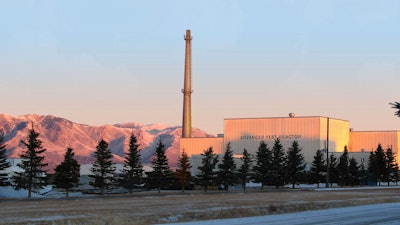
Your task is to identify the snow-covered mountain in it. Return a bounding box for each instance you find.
[0,114,213,172]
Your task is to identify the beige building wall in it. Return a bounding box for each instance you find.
[319,117,350,153]
[223,116,349,165]
[180,137,224,157]
[349,131,400,163]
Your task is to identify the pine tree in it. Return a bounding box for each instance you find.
[286,141,305,189]
[385,147,397,186]
[175,150,192,192]
[390,102,400,117]
[328,154,338,187]
[120,134,143,194]
[253,141,271,189]
[196,147,219,192]
[270,139,286,189]
[0,131,11,186]
[359,162,368,185]
[89,139,116,195]
[12,126,48,198]
[217,142,237,192]
[337,146,350,187]
[367,151,378,184]
[374,144,386,186]
[149,139,172,193]
[309,149,326,188]
[392,164,399,186]
[348,157,360,187]
[54,148,80,197]
[238,148,252,191]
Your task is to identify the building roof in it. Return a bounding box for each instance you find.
[224,115,349,123]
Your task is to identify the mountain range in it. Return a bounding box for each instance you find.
[0,114,213,172]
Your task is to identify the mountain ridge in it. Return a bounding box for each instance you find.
[0,114,213,172]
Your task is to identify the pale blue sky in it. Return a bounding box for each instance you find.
[1,0,399,135]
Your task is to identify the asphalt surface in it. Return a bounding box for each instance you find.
[162,202,400,225]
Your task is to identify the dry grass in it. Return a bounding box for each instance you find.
[1,188,400,225]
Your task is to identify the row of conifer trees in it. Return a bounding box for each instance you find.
[195,139,399,191]
[0,126,187,197]
[1,126,399,198]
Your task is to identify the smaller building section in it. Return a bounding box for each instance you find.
[330,152,369,168]
[180,137,224,157]
[349,131,400,163]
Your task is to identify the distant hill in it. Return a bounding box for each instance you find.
[0,114,213,172]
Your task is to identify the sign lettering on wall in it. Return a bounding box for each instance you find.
[240,135,302,140]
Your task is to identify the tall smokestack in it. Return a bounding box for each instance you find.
[182,29,192,138]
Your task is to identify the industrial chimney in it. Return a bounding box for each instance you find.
[182,29,192,138]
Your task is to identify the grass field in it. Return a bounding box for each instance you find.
[1,187,400,225]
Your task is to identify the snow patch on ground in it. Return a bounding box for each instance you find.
[313,185,400,191]
[0,186,84,198]
[0,186,43,198]
[29,215,66,222]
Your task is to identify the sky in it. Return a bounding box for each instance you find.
[0,0,399,135]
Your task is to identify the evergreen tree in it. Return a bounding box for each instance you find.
[175,150,192,192]
[374,144,387,186]
[89,139,116,195]
[328,154,338,187]
[120,134,143,194]
[337,146,350,187]
[359,162,368,185]
[270,139,286,189]
[148,139,172,193]
[238,148,252,191]
[217,142,237,192]
[390,102,400,117]
[54,148,80,197]
[348,157,360,186]
[392,164,399,186]
[196,147,219,192]
[286,141,305,189]
[367,151,378,184]
[0,131,11,186]
[309,149,326,188]
[385,147,398,186]
[12,126,48,198]
[253,141,271,189]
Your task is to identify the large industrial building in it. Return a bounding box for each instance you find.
[180,115,400,173]
[178,30,399,173]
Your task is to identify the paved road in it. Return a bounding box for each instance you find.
[162,202,400,225]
